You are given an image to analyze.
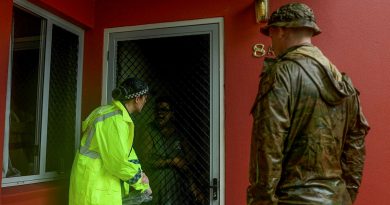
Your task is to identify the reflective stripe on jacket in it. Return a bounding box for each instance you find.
[69,100,149,205]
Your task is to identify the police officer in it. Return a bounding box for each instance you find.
[69,77,152,205]
[247,3,370,205]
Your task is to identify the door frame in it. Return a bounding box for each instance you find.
[102,17,225,204]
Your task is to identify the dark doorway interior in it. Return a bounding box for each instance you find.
[116,34,211,204]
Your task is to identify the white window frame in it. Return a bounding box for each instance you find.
[2,0,84,187]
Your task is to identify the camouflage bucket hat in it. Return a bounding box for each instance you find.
[260,3,321,36]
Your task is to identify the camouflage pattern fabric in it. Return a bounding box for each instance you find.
[260,3,321,36]
[247,44,370,205]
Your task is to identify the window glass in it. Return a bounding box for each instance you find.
[7,7,45,177]
[3,5,82,187]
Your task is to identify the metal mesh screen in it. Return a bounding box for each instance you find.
[46,25,79,174]
[116,34,211,204]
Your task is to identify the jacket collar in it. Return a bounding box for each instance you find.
[277,43,313,59]
[262,43,313,74]
[113,100,133,123]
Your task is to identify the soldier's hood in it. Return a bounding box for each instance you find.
[282,45,356,105]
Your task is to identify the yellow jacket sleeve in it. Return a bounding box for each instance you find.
[94,115,148,192]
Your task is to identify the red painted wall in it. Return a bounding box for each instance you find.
[0,0,13,191]
[2,182,67,205]
[28,0,95,28]
[1,0,390,205]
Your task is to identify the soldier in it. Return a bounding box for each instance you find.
[247,3,370,205]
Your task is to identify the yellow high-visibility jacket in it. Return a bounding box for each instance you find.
[69,100,149,205]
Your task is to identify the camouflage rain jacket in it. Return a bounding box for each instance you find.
[247,44,370,205]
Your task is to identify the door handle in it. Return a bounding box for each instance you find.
[209,178,218,200]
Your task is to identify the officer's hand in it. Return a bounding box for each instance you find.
[141,172,149,184]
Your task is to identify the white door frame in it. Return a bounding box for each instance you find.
[102,17,225,204]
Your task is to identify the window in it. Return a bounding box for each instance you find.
[2,3,83,187]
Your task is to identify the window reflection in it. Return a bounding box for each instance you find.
[7,7,44,177]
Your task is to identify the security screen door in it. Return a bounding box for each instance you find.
[106,21,222,204]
